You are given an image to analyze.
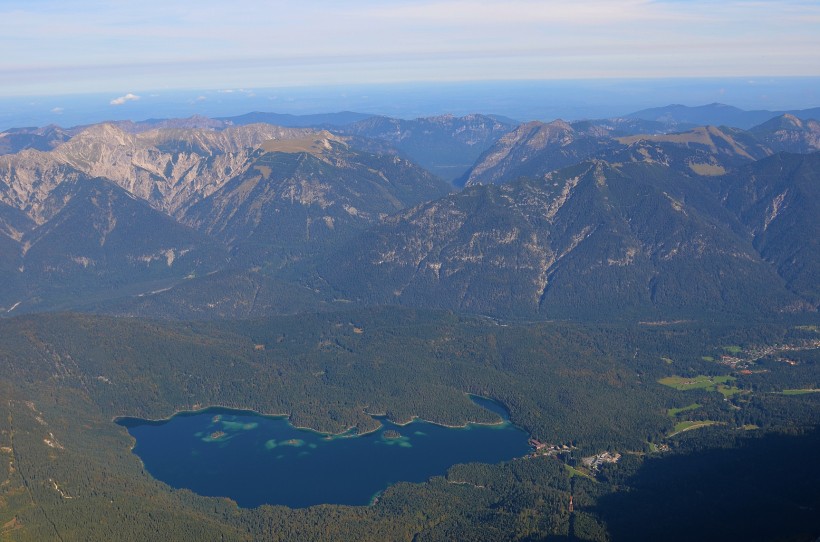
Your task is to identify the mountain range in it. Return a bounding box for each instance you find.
[319,155,807,320]
[462,114,820,187]
[625,102,820,130]
[0,106,817,320]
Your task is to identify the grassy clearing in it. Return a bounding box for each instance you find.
[718,385,743,398]
[667,403,701,417]
[722,345,743,354]
[668,420,718,437]
[689,163,727,176]
[659,375,743,398]
[781,389,820,395]
[260,132,346,156]
[658,375,734,391]
[616,128,728,151]
[564,464,594,480]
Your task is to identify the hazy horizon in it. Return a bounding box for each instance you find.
[4,1,820,130]
[2,76,820,131]
[3,0,820,99]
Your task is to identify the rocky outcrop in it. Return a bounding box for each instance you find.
[0,123,318,222]
[750,114,820,154]
[464,121,616,186]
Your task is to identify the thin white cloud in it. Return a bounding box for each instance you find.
[110,93,140,105]
[366,0,680,25]
[0,0,818,95]
[50,107,63,114]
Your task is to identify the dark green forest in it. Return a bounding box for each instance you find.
[1,309,817,540]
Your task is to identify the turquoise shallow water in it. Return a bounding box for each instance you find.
[118,398,530,508]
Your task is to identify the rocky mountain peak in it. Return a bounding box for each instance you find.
[60,123,136,151]
[463,120,607,186]
[749,114,820,154]
[1,123,338,219]
[780,113,803,127]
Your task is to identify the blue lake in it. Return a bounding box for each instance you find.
[117,397,531,508]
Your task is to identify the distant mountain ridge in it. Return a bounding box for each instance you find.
[1,112,517,186]
[626,102,820,130]
[0,124,73,155]
[462,120,617,186]
[464,115,819,186]
[218,111,373,128]
[339,114,516,181]
[749,114,820,154]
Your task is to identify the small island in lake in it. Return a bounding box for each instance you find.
[382,430,402,440]
[209,431,226,440]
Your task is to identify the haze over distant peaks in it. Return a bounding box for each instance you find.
[626,102,820,130]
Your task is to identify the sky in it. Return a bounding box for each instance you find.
[2,0,820,98]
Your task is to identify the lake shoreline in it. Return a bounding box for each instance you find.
[113,393,519,438]
[120,403,533,509]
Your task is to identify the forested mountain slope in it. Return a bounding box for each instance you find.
[721,152,820,307]
[320,159,798,319]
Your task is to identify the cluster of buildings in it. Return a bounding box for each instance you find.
[528,438,573,457]
[581,451,621,471]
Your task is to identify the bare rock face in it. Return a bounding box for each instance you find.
[0,123,318,223]
[464,121,615,187]
[0,152,88,224]
[750,114,820,154]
